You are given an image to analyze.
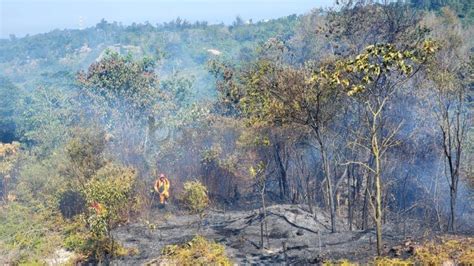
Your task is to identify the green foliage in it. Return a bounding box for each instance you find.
[160,73,211,128]
[61,163,137,261]
[0,77,19,143]
[308,41,438,96]
[160,72,194,109]
[161,235,231,266]
[0,3,471,264]
[62,217,90,253]
[15,85,78,154]
[15,150,67,207]
[84,164,136,237]
[65,128,106,181]
[410,0,474,23]
[182,180,209,215]
[77,51,161,118]
[0,203,61,264]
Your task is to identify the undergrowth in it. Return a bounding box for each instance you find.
[414,236,474,265]
[0,202,61,264]
[161,235,231,265]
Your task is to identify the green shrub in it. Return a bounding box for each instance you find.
[62,217,90,254]
[61,163,137,262]
[65,128,106,181]
[182,180,209,215]
[81,163,136,260]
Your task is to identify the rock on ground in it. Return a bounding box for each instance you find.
[44,248,75,265]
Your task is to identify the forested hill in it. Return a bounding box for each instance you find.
[0,0,472,95]
[0,15,299,98]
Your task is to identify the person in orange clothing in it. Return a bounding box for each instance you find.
[154,173,170,205]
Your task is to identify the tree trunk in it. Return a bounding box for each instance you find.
[348,169,353,231]
[373,114,383,256]
[375,171,383,256]
[449,183,457,232]
[274,143,288,200]
[307,177,314,215]
[312,126,337,233]
[260,181,269,248]
[321,148,336,233]
[362,173,372,230]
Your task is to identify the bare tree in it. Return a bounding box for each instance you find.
[424,8,470,232]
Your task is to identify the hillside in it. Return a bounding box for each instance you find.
[0,16,298,99]
[0,0,473,265]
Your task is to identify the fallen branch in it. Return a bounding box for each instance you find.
[266,211,321,234]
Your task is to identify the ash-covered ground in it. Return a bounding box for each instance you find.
[111,204,442,265]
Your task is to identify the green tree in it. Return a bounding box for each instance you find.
[211,42,344,233]
[16,85,78,155]
[77,51,160,117]
[410,0,474,23]
[77,52,172,179]
[0,77,19,143]
[77,51,164,159]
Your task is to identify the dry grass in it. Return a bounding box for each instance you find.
[414,236,474,265]
[160,235,231,266]
[374,257,414,266]
[322,236,473,266]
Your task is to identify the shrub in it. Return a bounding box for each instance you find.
[63,216,91,255]
[66,163,137,261]
[84,164,136,227]
[65,128,106,182]
[161,235,231,266]
[182,180,209,215]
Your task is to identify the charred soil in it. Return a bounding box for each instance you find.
[110,204,470,264]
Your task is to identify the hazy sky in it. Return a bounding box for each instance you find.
[0,0,334,38]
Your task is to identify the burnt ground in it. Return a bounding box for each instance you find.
[110,204,444,265]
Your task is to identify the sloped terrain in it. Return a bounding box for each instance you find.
[111,204,428,264]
